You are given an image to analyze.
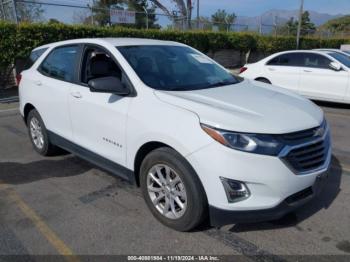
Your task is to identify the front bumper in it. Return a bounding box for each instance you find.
[186,136,331,226]
[209,170,328,226]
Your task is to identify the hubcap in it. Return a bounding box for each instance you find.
[147,164,187,219]
[30,117,44,149]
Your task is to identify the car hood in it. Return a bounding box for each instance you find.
[154,79,324,134]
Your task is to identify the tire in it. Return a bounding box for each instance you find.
[140,147,208,231]
[27,109,60,156]
[255,77,271,84]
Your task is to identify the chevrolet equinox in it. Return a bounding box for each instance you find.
[19,38,331,231]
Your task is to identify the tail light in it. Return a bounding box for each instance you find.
[239,67,248,74]
[16,74,22,86]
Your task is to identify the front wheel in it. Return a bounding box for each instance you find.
[140,147,208,231]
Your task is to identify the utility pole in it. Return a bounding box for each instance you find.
[142,5,149,29]
[196,0,199,29]
[259,16,262,34]
[0,0,5,20]
[12,0,18,23]
[296,0,304,49]
[91,0,95,25]
[274,15,277,37]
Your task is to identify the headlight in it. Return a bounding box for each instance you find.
[201,124,283,156]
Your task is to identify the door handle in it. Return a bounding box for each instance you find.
[303,69,312,73]
[70,91,82,98]
[268,68,276,71]
[34,80,42,86]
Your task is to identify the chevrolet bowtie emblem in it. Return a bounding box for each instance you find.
[314,127,325,137]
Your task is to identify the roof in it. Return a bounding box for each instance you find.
[33,37,184,51]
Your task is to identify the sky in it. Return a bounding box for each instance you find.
[39,0,350,24]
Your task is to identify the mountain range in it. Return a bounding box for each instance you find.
[235,9,344,30]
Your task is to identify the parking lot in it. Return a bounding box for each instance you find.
[0,100,350,260]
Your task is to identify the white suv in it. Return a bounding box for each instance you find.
[19,38,331,231]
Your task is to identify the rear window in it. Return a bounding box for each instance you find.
[38,45,79,82]
[267,53,303,66]
[23,48,48,70]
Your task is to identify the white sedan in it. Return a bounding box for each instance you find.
[240,50,350,104]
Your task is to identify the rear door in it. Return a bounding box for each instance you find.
[263,52,302,93]
[298,53,349,101]
[35,45,81,141]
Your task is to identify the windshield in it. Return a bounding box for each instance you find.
[328,52,350,68]
[117,45,240,91]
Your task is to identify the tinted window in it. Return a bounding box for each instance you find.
[117,45,240,91]
[267,53,303,66]
[39,46,79,82]
[328,52,350,68]
[24,48,48,70]
[302,53,331,69]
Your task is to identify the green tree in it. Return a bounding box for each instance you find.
[15,0,44,22]
[300,11,316,34]
[211,9,236,31]
[278,11,316,36]
[93,0,159,28]
[150,0,193,29]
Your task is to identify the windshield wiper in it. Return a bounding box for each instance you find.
[206,80,237,88]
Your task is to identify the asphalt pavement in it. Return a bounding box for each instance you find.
[0,101,350,261]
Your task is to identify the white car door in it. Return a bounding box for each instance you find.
[298,53,349,101]
[35,45,81,141]
[263,53,301,93]
[68,45,132,167]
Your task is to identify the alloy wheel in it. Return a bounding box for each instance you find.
[30,117,44,149]
[147,164,187,219]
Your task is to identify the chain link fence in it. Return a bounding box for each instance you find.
[1,0,349,37]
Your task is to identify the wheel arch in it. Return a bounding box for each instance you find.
[254,77,271,84]
[133,141,174,186]
[23,103,36,125]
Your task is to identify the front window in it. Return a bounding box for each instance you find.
[302,53,331,69]
[117,45,240,91]
[327,52,350,68]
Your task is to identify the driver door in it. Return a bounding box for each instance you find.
[298,53,349,101]
[68,44,132,167]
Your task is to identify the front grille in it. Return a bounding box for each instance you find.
[281,126,319,141]
[280,120,330,174]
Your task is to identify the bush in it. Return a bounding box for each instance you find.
[1,21,350,71]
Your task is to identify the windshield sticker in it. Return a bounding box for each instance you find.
[190,54,213,64]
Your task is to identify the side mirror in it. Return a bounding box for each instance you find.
[88,76,130,96]
[329,61,342,71]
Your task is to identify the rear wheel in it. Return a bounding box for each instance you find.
[255,77,271,84]
[140,147,207,231]
[27,109,60,156]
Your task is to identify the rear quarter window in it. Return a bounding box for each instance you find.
[23,48,48,70]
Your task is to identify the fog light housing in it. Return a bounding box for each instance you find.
[220,177,250,203]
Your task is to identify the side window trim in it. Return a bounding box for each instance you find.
[78,43,137,97]
[37,44,83,84]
